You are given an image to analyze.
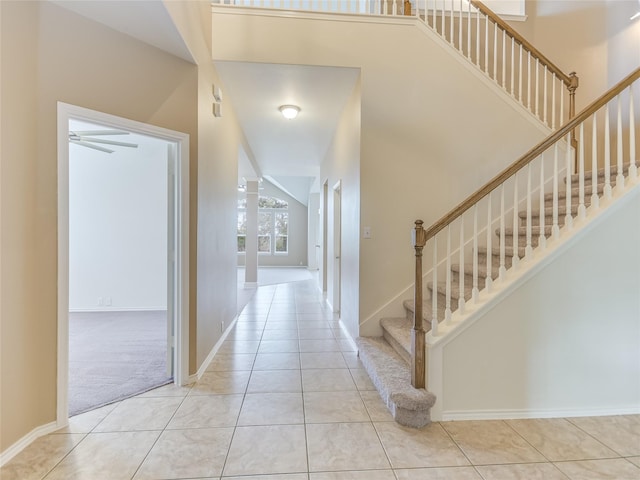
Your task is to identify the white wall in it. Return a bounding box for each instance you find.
[320,79,362,339]
[438,188,640,419]
[69,122,168,311]
[307,192,320,270]
[211,11,550,334]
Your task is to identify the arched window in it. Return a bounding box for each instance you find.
[237,195,289,255]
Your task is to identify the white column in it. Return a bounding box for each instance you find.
[245,179,259,287]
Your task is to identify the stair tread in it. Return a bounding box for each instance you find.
[355,336,436,428]
[381,317,412,358]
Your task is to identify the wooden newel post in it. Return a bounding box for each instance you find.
[411,220,427,389]
[404,0,412,15]
[568,71,580,170]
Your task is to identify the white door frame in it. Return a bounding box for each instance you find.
[332,180,342,315]
[56,102,190,426]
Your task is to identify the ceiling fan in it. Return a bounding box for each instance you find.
[68,129,138,154]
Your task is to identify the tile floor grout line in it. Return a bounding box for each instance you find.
[438,420,479,469]
[564,416,629,458]
[502,417,555,463]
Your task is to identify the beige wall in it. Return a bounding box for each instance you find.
[508,0,640,111]
[1,0,242,453]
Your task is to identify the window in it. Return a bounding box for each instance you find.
[237,195,289,255]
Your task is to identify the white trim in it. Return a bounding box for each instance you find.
[0,421,59,467]
[337,319,358,353]
[244,282,258,288]
[195,314,239,379]
[442,405,640,421]
[56,102,190,429]
[68,307,168,313]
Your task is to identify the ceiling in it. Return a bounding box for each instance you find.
[52,1,361,204]
[215,62,360,186]
[51,0,194,62]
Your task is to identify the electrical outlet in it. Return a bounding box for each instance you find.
[363,226,372,239]
[220,321,225,333]
[98,297,104,306]
[105,297,112,306]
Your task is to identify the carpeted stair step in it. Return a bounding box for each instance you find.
[546,182,604,201]
[451,262,498,282]
[402,298,438,328]
[565,163,631,186]
[476,245,525,269]
[427,281,474,302]
[356,336,436,428]
[381,317,412,364]
[519,204,578,226]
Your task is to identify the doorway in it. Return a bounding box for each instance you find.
[57,103,189,424]
[322,181,329,295]
[332,181,342,315]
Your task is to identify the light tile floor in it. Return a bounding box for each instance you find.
[3,279,640,480]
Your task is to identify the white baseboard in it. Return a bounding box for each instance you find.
[0,421,60,467]
[243,282,258,289]
[442,405,640,421]
[69,307,167,313]
[194,314,239,380]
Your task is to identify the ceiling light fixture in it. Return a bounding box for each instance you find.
[279,105,300,120]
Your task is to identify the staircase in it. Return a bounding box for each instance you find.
[358,68,640,427]
[357,163,634,427]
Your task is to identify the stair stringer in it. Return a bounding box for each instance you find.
[426,179,640,421]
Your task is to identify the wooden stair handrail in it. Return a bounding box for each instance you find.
[469,0,574,87]
[423,66,640,242]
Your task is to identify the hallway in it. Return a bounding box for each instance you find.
[2,278,640,479]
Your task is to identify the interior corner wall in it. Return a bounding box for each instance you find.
[0,0,200,453]
[320,78,361,340]
[236,180,309,268]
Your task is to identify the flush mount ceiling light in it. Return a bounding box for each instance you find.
[279,105,300,120]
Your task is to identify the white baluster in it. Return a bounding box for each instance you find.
[392,0,397,16]
[518,44,523,103]
[484,15,489,73]
[510,36,515,96]
[459,0,463,51]
[433,0,437,30]
[551,74,556,130]
[445,225,452,322]
[560,80,564,124]
[616,96,625,192]
[604,106,612,200]
[512,172,520,269]
[467,0,471,59]
[538,156,546,250]
[527,52,532,111]
[502,30,506,89]
[552,143,560,240]
[630,86,638,180]
[493,22,498,80]
[565,132,574,229]
[485,193,493,292]
[472,203,479,303]
[442,0,446,37]
[458,217,465,314]
[431,238,439,336]
[449,0,454,44]
[383,0,388,16]
[578,123,587,220]
[535,59,540,118]
[543,66,548,126]
[475,6,480,66]
[591,114,600,209]
[525,162,533,258]
[499,183,506,279]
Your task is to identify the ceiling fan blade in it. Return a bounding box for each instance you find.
[76,137,138,148]
[71,130,130,136]
[70,139,114,154]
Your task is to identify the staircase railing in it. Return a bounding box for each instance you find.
[212,0,579,130]
[410,67,639,389]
